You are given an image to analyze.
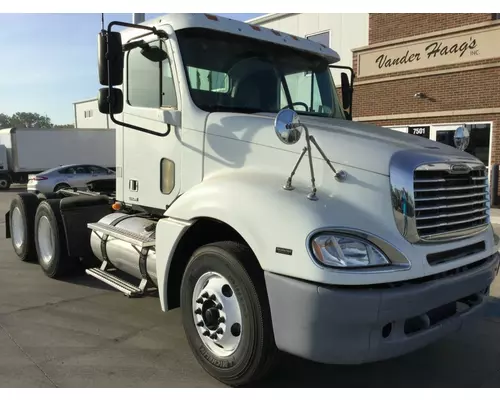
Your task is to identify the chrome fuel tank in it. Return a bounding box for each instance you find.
[90,212,157,285]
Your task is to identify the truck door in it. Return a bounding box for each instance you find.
[121,36,181,210]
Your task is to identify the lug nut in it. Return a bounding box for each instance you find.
[218,316,225,323]
[216,303,223,310]
[201,292,209,298]
[195,308,202,315]
[210,333,218,340]
[196,321,204,327]
[216,327,223,334]
[209,294,216,301]
[196,298,204,304]
[203,330,210,336]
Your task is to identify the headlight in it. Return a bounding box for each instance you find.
[310,233,390,268]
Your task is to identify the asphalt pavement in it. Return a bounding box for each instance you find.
[0,186,500,387]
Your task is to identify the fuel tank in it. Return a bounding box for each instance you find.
[90,212,157,285]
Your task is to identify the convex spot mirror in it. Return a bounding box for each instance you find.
[274,109,303,145]
[98,31,124,86]
[454,126,470,151]
[98,88,123,115]
[141,44,168,62]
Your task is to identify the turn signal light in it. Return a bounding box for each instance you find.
[112,202,122,211]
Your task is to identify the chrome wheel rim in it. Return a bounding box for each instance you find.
[11,207,24,250]
[37,216,55,264]
[0,179,7,188]
[192,271,242,357]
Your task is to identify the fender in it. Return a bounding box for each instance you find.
[154,166,423,312]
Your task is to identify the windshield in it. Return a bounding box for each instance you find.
[175,28,345,119]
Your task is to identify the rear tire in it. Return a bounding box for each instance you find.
[53,183,70,192]
[37,192,61,200]
[0,175,11,190]
[180,241,278,387]
[9,193,40,261]
[34,199,77,278]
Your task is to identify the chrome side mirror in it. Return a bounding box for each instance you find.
[454,126,470,151]
[274,109,303,145]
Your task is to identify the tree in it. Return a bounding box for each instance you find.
[0,113,10,129]
[54,124,74,128]
[9,112,53,128]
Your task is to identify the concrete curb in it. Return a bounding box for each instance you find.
[491,215,500,225]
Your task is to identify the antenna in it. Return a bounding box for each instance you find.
[101,13,104,30]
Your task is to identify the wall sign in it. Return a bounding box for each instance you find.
[408,126,430,138]
[357,25,500,77]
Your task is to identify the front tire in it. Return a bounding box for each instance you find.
[34,199,76,278]
[180,241,278,386]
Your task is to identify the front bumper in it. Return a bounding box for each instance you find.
[265,252,499,365]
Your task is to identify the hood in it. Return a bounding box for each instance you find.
[204,112,481,176]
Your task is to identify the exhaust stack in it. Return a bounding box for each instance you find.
[132,13,146,24]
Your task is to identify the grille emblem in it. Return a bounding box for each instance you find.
[449,163,471,174]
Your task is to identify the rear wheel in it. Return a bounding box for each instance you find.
[181,241,278,386]
[9,193,40,261]
[34,199,77,278]
[37,192,61,200]
[0,175,11,190]
[53,183,70,192]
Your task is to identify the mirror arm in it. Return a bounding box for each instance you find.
[105,20,171,137]
[108,111,171,137]
[283,122,346,201]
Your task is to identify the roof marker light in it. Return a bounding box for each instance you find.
[205,14,218,21]
[271,29,281,36]
[251,25,261,31]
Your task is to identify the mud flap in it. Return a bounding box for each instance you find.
[5,211,10,239]
[59,196,111,258]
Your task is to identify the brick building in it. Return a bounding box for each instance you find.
[352,13,500,177]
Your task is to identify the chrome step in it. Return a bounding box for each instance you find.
[88,222,155,247]
[86,267,145,297]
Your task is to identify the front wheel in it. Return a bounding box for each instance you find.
[180,241,278,387]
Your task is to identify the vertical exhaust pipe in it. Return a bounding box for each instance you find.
[132,13,146,24]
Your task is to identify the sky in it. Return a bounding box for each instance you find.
[0,13,265,125]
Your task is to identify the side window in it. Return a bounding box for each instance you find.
[187,66,229,93]
[281,72,322,112]
[75,166,89,174]
[88,165,108,174]
[59,167,75,174]
[162,57,177,108]
[127,40,177,108]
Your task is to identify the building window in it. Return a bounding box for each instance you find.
[306,31,330,48]
[494,13,500,20]
[84,110,93,118]
[127,39,177,109]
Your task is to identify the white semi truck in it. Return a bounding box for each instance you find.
[5,13,499,386]
[0,127,115,189]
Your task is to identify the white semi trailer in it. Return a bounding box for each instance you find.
[0,127,115,189]
[5,13,499,386]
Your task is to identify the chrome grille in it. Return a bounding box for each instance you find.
[413,164,489,241]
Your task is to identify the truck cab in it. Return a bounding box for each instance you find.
[5,13,500,386]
